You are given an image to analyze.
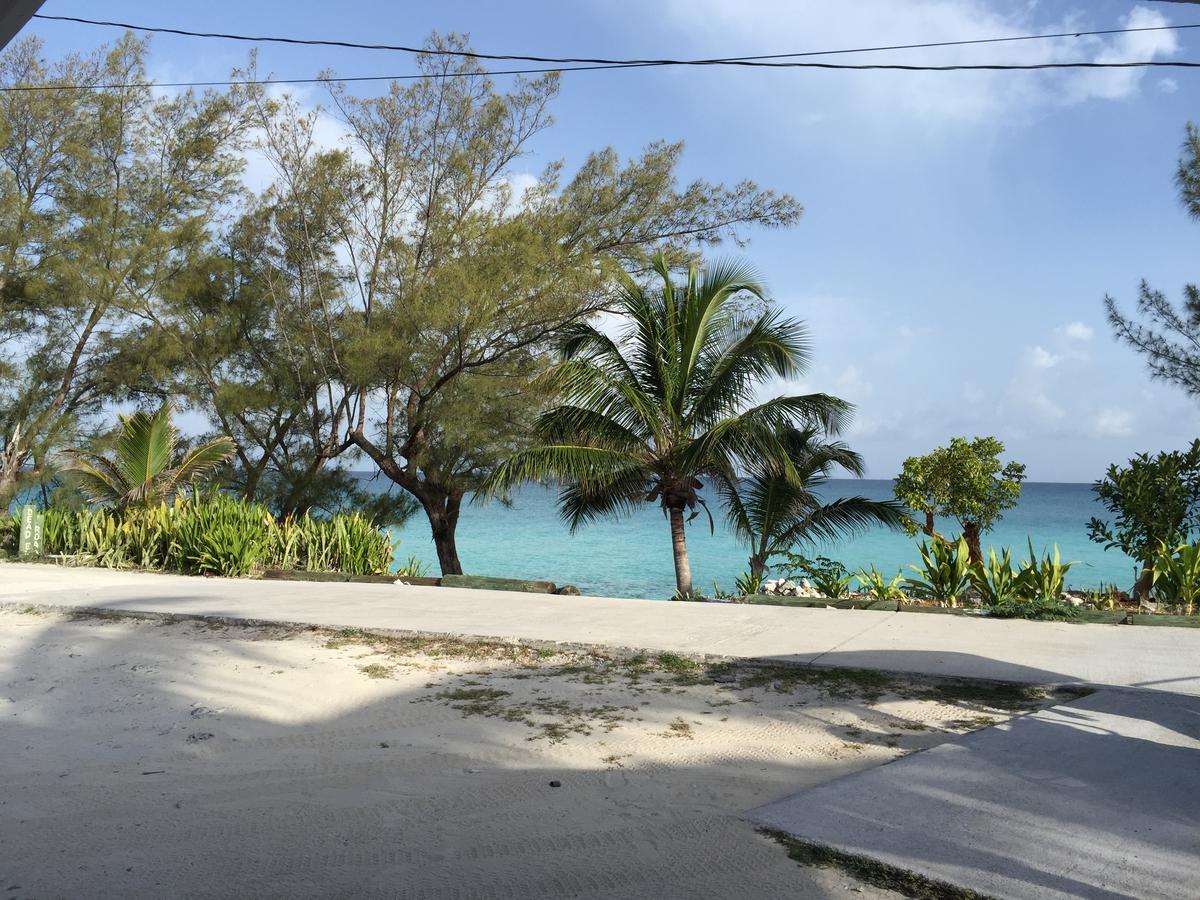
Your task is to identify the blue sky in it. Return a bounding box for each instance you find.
[18,0,1200,481]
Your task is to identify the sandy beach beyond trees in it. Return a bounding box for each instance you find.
[1,609,1066,898]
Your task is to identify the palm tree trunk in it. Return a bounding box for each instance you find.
[749,553,768,580]
[669,506,693,597]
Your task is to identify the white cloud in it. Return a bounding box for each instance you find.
[1057,321,1094,342]
[659,2,1177,130]
[1159,77,1180,94]
[1091,407,1134,437]
[1029,346,1061,369]
[833,364,874,401]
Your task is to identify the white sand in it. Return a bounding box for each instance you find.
[0,609,1055,898]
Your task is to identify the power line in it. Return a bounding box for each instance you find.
[5,57,1200,94]
[10,11,1200,92]
[30,12,1200,68]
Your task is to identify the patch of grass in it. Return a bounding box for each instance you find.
[657,652,700,674]
[358,663,393,679]
[738,664,897,702]
[763,830,984,899]
[918,679,1048,712]
[662,717,695,739]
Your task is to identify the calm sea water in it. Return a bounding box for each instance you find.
[385,479,1140,598]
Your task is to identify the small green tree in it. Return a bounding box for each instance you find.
[62,406,235,510]
[894,436,1025,564]
[717,426,906,581]
[1087,440,1200,598]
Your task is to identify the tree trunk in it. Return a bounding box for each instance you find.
[668,505,693,597]
[962,521,983,565]
[1133,565,1154,602]
[749,553,768,581]
[423,490,464,576]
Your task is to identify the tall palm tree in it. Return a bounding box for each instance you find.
[62,405,235,509]
[717,426,908,581]
[482,253,849,597]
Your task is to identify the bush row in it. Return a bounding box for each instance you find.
[26,492,396,577]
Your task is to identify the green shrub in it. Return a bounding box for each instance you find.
[904,538,972,607]
[777,554,853,598]
[170,492,270,576]
[855,565,905,602]
[734,569,764,596]
[0,515,20,557]
[986,595,1080,621]
[1018,540,1073,602]
[973,547,1023,606]
[22,492,396,578]
[1151,541,1200,614]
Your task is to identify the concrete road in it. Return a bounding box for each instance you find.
[2,563,1198,694]
[750,688,1200,899]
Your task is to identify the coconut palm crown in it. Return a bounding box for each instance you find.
[717,426,909,581]
[62,405,235,509]
[482,253,850,597]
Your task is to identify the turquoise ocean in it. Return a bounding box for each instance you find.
[383,479,1140,599]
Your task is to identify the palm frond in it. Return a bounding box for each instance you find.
[162,436,236,497]
[60,451,128,507]
[114,408,176,498]
[771,496,908,554]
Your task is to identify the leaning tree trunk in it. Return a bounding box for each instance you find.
[748,553,768,581]
[1132,564,1154,602]
[961,521,983,565]
[422,490,465,576]
[668,505,693,597]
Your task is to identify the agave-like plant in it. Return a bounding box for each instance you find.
[904,537,973,607]
[62,406,235,510]
[482,253,849,597]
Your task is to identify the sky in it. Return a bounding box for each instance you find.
[15,0,1200,482]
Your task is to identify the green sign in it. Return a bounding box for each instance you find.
[18,503,43,558]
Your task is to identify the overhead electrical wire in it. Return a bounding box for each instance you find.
[7,12,1200,92]
[31,12,1200,66]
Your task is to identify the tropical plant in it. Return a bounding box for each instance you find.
[33,493,396,578]
[734,569,764,597]
[1151,541,1200,614]
[0,514,18,557]
[776,553,854,599]
[904,538,973,607]
[986,595,1080,621]
[855,564,906,604]
[395,555,432,579]
[972,547,1024,607]
[717,426,907,580]
[1087,440,1200,597]
[894,436,1025,564]
[1018,541,1074,603]
[61,406,235,510]
[482,253,848,597]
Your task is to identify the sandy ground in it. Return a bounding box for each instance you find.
[0,609,1068,899]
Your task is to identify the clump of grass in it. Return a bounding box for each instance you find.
[738,664,897,702]
[358,663,393,679]
[763,830,984,899]
[657,652,700,674]
[918,679,1048,712]
[662,717,695,739]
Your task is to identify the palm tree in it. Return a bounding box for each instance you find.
[716,426,908,582]
[482,253,849,597]
[62,405,235,509]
